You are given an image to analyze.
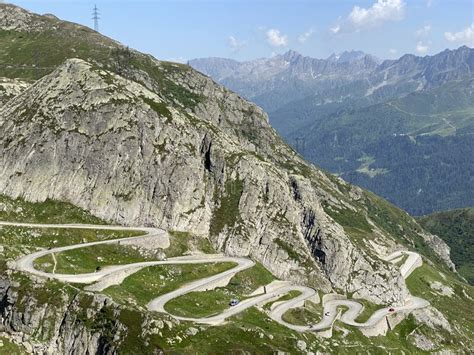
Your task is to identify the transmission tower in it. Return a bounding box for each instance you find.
[92,5,100,32]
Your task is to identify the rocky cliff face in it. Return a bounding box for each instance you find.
[0,275,181,354]
[0,1,454,310]
[0,277,118,354]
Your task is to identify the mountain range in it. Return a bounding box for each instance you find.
[189,47,474,215]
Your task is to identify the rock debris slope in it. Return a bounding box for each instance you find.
[0,4,455,307]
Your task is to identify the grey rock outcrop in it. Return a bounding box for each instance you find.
[419,232,456,270]
[0,277,117,354]
[0,78,29,106]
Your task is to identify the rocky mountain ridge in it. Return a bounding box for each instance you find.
[189,46,473,112]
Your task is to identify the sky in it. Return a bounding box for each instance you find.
[6,0,474,62]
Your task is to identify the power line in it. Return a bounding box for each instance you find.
[0,65,56,70]
[92,4,100,32]
[34,47,40,80]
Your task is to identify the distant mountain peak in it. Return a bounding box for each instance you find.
[280,50,303,62]
[328,50,374,63]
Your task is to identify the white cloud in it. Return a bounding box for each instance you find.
[330,24,341,34]
[228,36,246,52]
[349,0,405,27]
[389,48,398,55]
[415,25,431,38]
[266,29,288,47]
[331,0,406,34]
[298,28,315,43]
[426,0,433,7]
[444,23,474,46]
[416,41,429,54]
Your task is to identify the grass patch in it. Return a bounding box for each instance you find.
[262,290,301,311]
[0,226,143,249]
[321,202,374,249]
[142,97,172,121]
[34,243,157,274]
[165,231,192,257]
[210,178,244,236]
[226,262,275,295]
[165,263,275,318]
[281,300,322,326]
[0,337,27,354]
[165,288,236,318]
[353,299,382,323]
[103,262,236,307]
[334,314,428,354]
[165,231,215,257]
[0,194,105,224]
[406,261,474,345]
[157,307,323,353]
[417,208,474,284]
[392,260,474,350]
[12,271,77,314]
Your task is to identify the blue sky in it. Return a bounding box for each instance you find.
[7,0,474,62]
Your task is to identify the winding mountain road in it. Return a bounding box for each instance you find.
[3,221,429,334]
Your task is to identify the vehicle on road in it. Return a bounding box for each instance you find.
[229,299,239,306]
[388,308,395,312]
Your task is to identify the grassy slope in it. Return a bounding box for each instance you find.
[34,243,156,274]
[103,262,236,308]
[0,25,202,109]
[164,262,274,317]
[0,194,105,224]
[0,336,27,354]
[406,261,474,348]
[418,208,474,284]
[0,226,142,249]
[281,300,322,326]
